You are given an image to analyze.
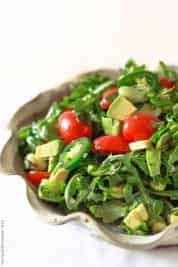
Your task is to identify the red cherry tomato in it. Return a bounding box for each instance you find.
[93,136,130,154]
[58,110,93,143]
[122,113,158,142]
[159,77,176,89]
[100,87,118,110]
[26,171,50,186]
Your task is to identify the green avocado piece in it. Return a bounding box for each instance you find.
[124,203,149,230]
[35,139,64,159]
[169,213,178,223]
[151,220,166,233]
[25,153,47,170]
[150,181,166,191]
[110,185,124,199]
[119,86,147,103]
[101,117,120,136]
[140,103,162,117]
[50,167,69,183]
[146,148,161,177]
[107,96,137,121]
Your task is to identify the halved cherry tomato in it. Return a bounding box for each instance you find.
[122,113,158,142]
[58,110,93,144]
[26,171,50,186]
[100,87,118,110]
[159,77,176,89]
[93,136,130,154]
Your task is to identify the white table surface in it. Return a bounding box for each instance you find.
[1,0,178,266]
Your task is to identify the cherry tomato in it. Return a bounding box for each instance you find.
[26,171,50,186]
[159,77,176,89]
[58,110,93,143]
[122,113,158,142]
[100,87,118,110]
[93,136,130,154]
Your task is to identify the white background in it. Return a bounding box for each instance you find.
[1,0,178,266]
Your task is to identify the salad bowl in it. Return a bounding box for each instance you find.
[1,68,178,250]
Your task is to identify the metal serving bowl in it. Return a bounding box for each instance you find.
[1,69,178,250]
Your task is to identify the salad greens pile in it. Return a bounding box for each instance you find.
[18,60,178,235]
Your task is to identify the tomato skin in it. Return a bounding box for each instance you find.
[100,87,118,110]
[159,77,176,89]
[93,136,130,154]
[26,171,50,186]
[58,110,92,143]
[122,113,158,142]
[100,97,110,110]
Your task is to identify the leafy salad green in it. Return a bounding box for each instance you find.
[18,60,178,235]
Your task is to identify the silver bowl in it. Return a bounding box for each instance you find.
[1,69,178,250]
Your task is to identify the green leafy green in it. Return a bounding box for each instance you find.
[64,174,90,210]
[159,61,178,81]
[89,200,128,223]
[118,70,159,89]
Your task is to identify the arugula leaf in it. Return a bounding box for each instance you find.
[122,59,146,75]
[149,199,164,216]
[118,70,159,89]
[121,222,149,236]
[18,102,61,155]
[150,189,178,200]
[168,144,178,174]
[132,152,149,175]
[159,61,178,81]
[89,200,128,223]
[123,183,134,204]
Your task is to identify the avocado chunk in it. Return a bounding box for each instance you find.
[50,167,69,184]
[129,140,150,151]
[101,117,120,136]
[25,153,47,170]
[146,148,161,177]
[119,86,148,103]
[110,184,124,199]
[140,103,162,117]
[151,220,166,233]
[124,203,149,230]
[119,77,151,103]
[35,139,64,159]
[107,96,137,121]
[150,181,166,191]
[169,214,178,224]
[38,166,68,203]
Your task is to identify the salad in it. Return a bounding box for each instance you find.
[18,60,178,235]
